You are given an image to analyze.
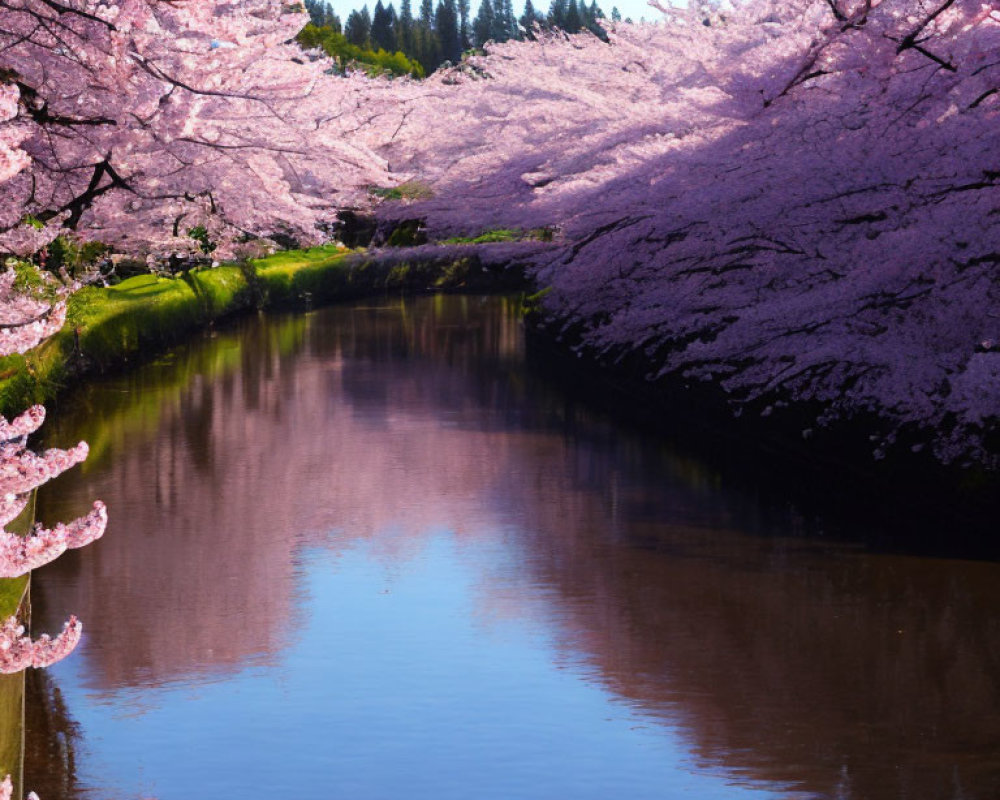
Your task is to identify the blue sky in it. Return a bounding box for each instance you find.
[323,0,667,26]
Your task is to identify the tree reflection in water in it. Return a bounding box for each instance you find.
[26,296,1000,800]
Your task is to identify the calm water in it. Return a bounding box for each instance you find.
[26,296,1000,800]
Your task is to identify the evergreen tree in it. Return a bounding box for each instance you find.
[472,0,495,45]
[503,0,518,40]
[458,0,471,49]
[416,0,440,71]
[388,3,400,43]
[610,5,621,21]
[345,6,372,46]
[304,0,342,30]
[519,0,542,36]
[490,0,503,40]
[304,0,321,26]
[419,0,435,28]
[490,0,513,41]
[565,0,581,32]
[547,0,567,29]
[435,0,462,63]
[399,0,415,51]
[371,0,396,51]
[581,0,607,39]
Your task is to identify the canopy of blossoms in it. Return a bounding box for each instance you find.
[0,0,394,257]
[0,266,106,795]
[371,0,1000,464]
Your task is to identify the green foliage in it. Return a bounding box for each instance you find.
[518,286,552,321]
[297,23,425,77]
[46,235,111,277]
[305,0,342,29]
[186,225,218,256]
[385,219,428,247]
[433,256,472,287]
[7,259,62,303]
[369,180,434,201]
[442,228,521,244]
[0,242,529,417]
[439,227,554,244]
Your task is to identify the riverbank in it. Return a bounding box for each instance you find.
[0,492,36,795]
[0,244,531,417]
[0,573,28,795]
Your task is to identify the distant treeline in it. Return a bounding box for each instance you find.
[300,0,625,77]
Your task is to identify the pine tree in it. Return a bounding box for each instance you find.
[388,3,400,45]
[435,0,462,63]
[416,0,441,70]
[345,6,373,46]
[548,0,567,29]
[503,0,518,40]
[399,0,415,51]
[458,0,471,50]
[472,0,494,45]
[519,0,542,37]
[304,0,341,29]
[565,0,581,32]
[610,5,621,21]
[371,0,396,51]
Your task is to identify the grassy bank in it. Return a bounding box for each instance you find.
[0,576,26,789]
[0,245,525,418]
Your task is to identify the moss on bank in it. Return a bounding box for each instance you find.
[0,245,527,417]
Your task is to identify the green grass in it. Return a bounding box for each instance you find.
[368,180,434,201]
[440,227,554,245]
[0,243,529,418]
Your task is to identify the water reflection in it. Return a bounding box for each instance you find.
[28,295,1000,800]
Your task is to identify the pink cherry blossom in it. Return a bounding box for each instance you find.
[0,263,105,692]
[0,500,107,578]
[0,614,82,673]
[370,0,1000,464]
[0,0,393,256]
[0,405,44,441]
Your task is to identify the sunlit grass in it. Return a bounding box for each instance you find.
[440,227,554,245]
[0,242,524,418]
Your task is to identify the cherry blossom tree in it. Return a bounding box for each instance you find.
[0,266,106,797]
[0,0,394,257]
[371,0,1000,464]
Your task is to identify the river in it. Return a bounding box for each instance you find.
[26,295,1000,800]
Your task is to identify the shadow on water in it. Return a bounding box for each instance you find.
[23,295,1000,800]
[522,330,1000,562]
